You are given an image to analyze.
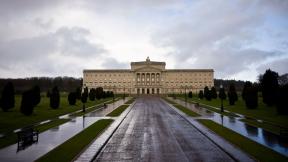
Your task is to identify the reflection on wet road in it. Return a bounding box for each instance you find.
[95,96,234,162]
[173,98,288,157]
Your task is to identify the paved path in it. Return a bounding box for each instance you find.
[95,96,235,162]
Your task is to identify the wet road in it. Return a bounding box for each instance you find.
[95,96,235,162]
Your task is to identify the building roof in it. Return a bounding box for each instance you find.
[83,69,131,73]
[130,61,165,66]
[84,69,214,73]
[165,69,214,72]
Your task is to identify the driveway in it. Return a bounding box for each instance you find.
[95,96,235,162]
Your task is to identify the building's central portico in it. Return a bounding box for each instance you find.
[132,57,164,94]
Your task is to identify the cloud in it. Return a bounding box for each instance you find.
[101,57,129,69]
[0,26,106,77]
[0,0,287,81]
[257,58,288,75]
[151,0,288,80]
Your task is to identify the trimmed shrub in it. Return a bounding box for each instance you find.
[260,69,279,106]
[211,87,217,99]
[228,83,238,105]
[68,92,77,105]
[198,90,204,99]
[1,82,15,111]
[20,89,34,116]
[89,88,96,101]
[188,91,193,98]
[50,86,60,109]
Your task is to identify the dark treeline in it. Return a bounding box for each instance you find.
[214,79,246,91]
[215,73,288,91]
[0,77,82,94]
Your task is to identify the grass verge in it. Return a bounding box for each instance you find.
[106,104,129,117]
[36,119,113,162]
[197,119,288,162]
[125,98,135,104]
[162,97,177,105]
[0,119,70,149]
[173,104,200,117]
[199,104,239,117]
[177,97,238,117]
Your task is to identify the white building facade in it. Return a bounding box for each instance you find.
[83,57,214,95]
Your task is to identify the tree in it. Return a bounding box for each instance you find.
[276,84,288,115]
[188,91,193,98]
[95,87,104,100]
[260,69,279,106]
[89,88,96,101]
[75,87,82,100]
[198,90,204,99]
[68,92,77,105]
[103,91,107,99]
[20,89,34,115]
[204,86,211,101]
[32,85,41,107]
[228,83,238,105]
[242,81,252,101]
[81,87,88,112]
[211,87,217,99]
[106,91,113,98]
[244,84,258,109]
[50,86,60,109]
[46,90,51,98]
[1,82,15,111]
[219,87,227,100]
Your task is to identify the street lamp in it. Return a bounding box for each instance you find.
[184,86,187,103]
[123,86,125,100]
[220,84,224,113]
[113,85,116,102]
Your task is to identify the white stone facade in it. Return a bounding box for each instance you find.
[83,57,214,95]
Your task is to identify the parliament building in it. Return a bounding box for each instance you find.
[83,57,214,95]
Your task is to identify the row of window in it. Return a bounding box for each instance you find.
[85,73,212,78]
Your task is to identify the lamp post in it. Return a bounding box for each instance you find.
[184,86,187,103]
[220,84,224,113]
[123,86,125,100]
[113,85,116,102]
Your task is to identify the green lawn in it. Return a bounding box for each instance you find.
[0,119,70,149]
[178,96,288,128]
[0,95,113,134]
[162,97,178,105]
[197,119,288,162]
[125,98,135,104]
[36,119,113,162]
[104,97,121,104]
[173,104,200,117]
[106,104,130,117]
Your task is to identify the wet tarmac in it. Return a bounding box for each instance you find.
[95,96,235,162]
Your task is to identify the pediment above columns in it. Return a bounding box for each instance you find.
[133,66,163,73]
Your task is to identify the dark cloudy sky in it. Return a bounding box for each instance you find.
[0,0,287,81]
